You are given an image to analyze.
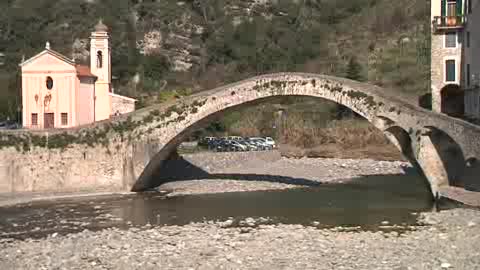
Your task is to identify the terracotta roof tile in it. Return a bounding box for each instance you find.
[76,65,96,78]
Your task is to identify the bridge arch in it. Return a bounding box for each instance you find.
[414,126,466,192]
[1,73,479,196]
[440,84,464,118]
[130,73,424,192]
[384,126,415,163]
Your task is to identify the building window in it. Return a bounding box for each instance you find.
[445,59,456,82]
[61,113,68,126]
[467,64,471,87]
[468,0,472,14]
[46,76,53,90]
[445,32,457,48]
[467,31,471,47]
[31,113,38,126]
[447,0,457,17]
[96,51,103,68]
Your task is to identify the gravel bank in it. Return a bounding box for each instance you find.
[1,208,479,270]
[160,151,412,196]
[1,152,478,269]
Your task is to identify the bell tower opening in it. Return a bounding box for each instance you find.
[96,51,103,68]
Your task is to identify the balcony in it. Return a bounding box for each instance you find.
[433,16,466,32]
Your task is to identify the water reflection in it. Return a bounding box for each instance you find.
[0,172,447,240]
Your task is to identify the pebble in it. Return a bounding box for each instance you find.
[161,152,412,196]
[0,153,478,269]
[441,262,452,268]
[1,209,479,270]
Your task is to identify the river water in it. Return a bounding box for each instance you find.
[0,174,460,240]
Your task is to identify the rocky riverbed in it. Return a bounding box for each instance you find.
[1,209,479,270]
[160,151,413,196]
[1,151,479,269]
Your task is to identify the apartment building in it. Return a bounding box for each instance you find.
[431,0,480,120]
[463,0,480,120]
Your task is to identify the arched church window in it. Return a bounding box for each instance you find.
[97,51,103,68]
[46,76,53,90]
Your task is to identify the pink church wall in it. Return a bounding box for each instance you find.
[94,83,112,121]
[76,77,95,126]
[21,53,78,129]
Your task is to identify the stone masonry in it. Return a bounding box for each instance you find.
[0,73,479,197]
[111,94,136,115]
[431,33,463,112]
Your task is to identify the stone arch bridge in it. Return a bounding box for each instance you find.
[1,73,479,197]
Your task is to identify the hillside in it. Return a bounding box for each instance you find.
[0,0,430,123]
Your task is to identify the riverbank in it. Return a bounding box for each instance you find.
[1,208,479,269]
[1,151,478,208]
[1,151,479,269]
[0,191,133,208]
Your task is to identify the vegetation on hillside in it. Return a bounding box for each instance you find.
[0,0,430,146]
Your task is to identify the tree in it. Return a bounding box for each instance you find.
[336,56,365,119]
[346,56,364,82]
[143,54,171,80]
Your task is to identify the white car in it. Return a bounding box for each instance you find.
[264,137,276,148]
[248,138,273,151]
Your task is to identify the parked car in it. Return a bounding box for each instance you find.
[200,136,274,152]
[227,136,243,141]
[247,137,272,151]
[230,141,249,151]
[206,138,222,150]
[199,136,216,147]
[0,120,20,130]
[241,140,259,151]
[264,137,277,148]
[215,140,236,152]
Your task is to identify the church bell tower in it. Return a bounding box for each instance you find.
[90,19,112,121]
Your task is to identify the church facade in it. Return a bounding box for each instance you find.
[19,20,135,129]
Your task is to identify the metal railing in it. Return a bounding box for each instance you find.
[432,16,466,31]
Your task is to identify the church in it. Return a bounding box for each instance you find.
[19,20,136,129]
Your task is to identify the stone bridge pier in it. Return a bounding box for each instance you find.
[0,73,479,198]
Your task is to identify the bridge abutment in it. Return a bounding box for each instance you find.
[415,135,450,196]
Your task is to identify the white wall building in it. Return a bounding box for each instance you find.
[431,0,480,120]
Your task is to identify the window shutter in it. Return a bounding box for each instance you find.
[457,0,463,16]
[446,60,456,82]
[441,0,446,16]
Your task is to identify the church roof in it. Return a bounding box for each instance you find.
[94,19,109,32]
[109,92,138,102]
[19,42,97,79]
[19,42,75,67]
[76,65,97,78]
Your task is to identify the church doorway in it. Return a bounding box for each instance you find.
[440,84,464,118]
[44,113,55,129]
